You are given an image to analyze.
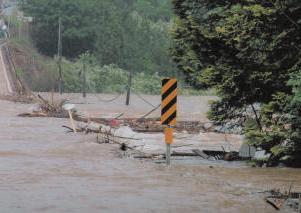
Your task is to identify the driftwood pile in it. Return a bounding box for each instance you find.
[130,119,207,134]
[18,94,243,161]
[264,189,301,212]
[17,95,214,134]
[19,94,70,118]
[63,121,155,158]
[61,121,242,161]
[68,117,210,134]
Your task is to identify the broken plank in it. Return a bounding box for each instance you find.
[265,198,282,210]
[192,149,210,159]
[171,152,198,157]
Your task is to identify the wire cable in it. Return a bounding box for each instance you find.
[97,93,123,103]
[138,104,160,121]
[95,86,129,103]
[133,92,157,108]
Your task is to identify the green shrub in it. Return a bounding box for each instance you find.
[91,64,128,94]
[132,72,161,95]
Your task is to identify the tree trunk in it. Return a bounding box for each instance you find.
[82,61,86,98]
[251,104,262,131]
[57,15,63,94]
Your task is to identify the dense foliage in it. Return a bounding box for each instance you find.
[171,0,301,166]
[61,53,192,95]
[19,0,174,76]
[61,54,161,94]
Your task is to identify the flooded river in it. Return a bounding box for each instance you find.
[1,99,301,212]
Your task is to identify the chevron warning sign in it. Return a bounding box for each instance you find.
[161,78,177,126]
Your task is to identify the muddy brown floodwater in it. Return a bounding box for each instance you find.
[1,99,301,213]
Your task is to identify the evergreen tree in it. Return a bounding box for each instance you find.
[171,0,301,165]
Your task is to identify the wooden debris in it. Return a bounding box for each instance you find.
[263,189,301,212]
[19,94,69,118]
[172,152,198,157]
[19,96,243,162]
[68,110,77,133]
[265,197,282,210]
[61,121,243,162]
[19,102,221,134]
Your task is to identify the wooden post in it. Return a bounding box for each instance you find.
[82,60,86,98]
[68,110,77,133]
[51,88,54,105]
[126,71,132,106]
[57,15,63,94]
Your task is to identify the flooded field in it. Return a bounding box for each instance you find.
[1,99,301,213]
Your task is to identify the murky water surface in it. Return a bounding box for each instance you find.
[0,100,301,213]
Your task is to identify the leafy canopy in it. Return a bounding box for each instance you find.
[20,0,175,76]
[171,0,301,166]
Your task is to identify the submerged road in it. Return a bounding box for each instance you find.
[0,99,301,212]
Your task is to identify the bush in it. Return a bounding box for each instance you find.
[132,72,161,95]
[91,64,128,94]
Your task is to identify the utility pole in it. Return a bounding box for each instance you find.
[57,15,63,94]
[126,71,132,106]
[82,60,86,98]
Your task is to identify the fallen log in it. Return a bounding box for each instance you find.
[19,112,48,117]
[172,152,198,157]
[265,198,282,210]
[133,129,163,133]
[262,188,301,212]
[133,152,199,159]
[62,125,76,133]
[133,154,164,159]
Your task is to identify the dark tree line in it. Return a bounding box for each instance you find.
[20,0,174,76]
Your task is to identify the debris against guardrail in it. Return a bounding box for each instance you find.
[61,120,243,160]
[17,94,244,161]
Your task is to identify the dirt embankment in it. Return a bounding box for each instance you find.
[4,43,45,91]
[0,43,12,94]
[0,42,32,95]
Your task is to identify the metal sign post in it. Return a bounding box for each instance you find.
[165,127,173,165]
[299,195,301,213]
[161,78,177,166]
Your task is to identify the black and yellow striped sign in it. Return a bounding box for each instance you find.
[161,78,177,126]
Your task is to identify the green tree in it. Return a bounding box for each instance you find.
[285,72,301,166]
[21,0,97,57]
[171,0,301,165]
[20,0,176,76]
